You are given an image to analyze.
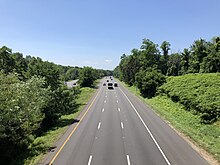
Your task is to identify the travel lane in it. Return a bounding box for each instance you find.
[51,85,107,165]
[115,88,169,165]
[90,89,127,165]
[116,84,209,165]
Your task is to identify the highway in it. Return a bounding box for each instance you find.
[46,78,209,165]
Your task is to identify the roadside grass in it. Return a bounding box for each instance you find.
[23,87,96,165]
[118,79,220,164]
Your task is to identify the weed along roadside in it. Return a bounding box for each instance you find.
[23,87,97,165]
[117,76,220,165]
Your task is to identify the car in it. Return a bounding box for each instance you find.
[107,80,109,82]
[114,82,118,87]
[103,83,106,86]
[107,82,114,89]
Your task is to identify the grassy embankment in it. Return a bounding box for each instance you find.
[118,73,220,164]
[23,86,97,165]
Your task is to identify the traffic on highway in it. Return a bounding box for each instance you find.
[46,77,209,165]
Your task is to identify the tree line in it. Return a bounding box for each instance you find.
[0,46,111,164]
[114,36,220,98]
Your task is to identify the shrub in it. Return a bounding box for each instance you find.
[158,73,220,123]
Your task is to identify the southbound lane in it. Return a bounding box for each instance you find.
[48,79,209,165]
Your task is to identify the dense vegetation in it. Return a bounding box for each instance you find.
[158,73,220,123]
[114,36,220,123]
[114,36,220,97]
[0,45,111,164]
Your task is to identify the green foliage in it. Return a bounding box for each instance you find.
[79,66,97,87]
[26,57,61,90]
[119,50,141,85]
[158,73,220,123]
[166,53,181,76]
[135,69,166,98]
[0,73,49,164]
[40,85,80,130]
[0,46,14,74]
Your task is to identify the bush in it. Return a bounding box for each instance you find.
[158,73,220,123]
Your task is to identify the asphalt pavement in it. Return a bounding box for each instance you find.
[46,78,209,165]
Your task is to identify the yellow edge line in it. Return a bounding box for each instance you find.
[49,88,101,165]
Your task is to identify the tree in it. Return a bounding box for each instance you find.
[179,48,191,74]
[79,67,97,87]
[140,38,160,70]
[0,46,15,74]
[65,67,80,81]
[189,38,208,73]
[118,49,141,85]
[0,73,49,164]
[160,41,171,74]
[200,38,220,73]
[11,52,28,79]
[135,69,166,98]
[167,53,181,76]
[26,57,60,90]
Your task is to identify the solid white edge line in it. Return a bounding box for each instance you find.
[127,155,131,165]
[118,108,121,112]
[119,88,171,165]
[117,100,119,103]
[98,122,101,130]
[102,108,104,112]
[104,100,106,103]
[88,155,93,165]
[121,122,124,129]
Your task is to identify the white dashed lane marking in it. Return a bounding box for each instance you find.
[121,122,124,129]
[98,122,101,130]
[88,155,93,165]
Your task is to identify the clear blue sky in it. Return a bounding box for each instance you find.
[0,0,219,70]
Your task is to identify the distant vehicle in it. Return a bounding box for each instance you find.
[114,82,118,87]
[107,80,109,82]
[108,82,114,89]
[103,83,106,86]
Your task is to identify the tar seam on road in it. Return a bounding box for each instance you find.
[48,88,102,165]
[119,87,172,165]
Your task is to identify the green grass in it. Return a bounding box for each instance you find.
[118,79,220,163]
[23,87,96,165]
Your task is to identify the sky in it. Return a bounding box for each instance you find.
[0,0,219,70]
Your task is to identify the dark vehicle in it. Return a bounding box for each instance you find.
[108,82,114,89]
[103,83,106,86]
[114,82,118,87]
[107,80,109,82]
